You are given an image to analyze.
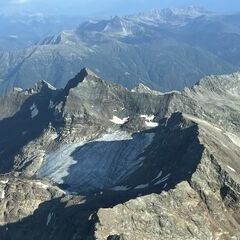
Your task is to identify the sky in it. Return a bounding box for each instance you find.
[0,0,240,16]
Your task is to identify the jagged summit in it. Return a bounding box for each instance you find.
[188,71,240,95]
[10,80,56,95]
[6,69,240,104]
[64,68,101,93]
[168,6,211,17]
[132,83,162,95]
[134,6,211,24]
[83,67,100,78]
[1,8,240,95]
[0,70,240,239]
[34,80,56,91]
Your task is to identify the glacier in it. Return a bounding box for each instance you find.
[37,131,155,193]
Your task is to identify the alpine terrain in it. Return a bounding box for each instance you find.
[0,13,85,51]
[1,7,240,95]
[0,68,239,239]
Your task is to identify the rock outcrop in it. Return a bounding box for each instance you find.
[0,69,239,239]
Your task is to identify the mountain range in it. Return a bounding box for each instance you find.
[1,7,240,95]
[0,13,85,51]
[0,68,239,239]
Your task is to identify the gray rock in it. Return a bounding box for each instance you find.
[1,10,240,95]
[0,69,239,239]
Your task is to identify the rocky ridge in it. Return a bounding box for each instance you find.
[0,69,239,239]
[1,8,240,95]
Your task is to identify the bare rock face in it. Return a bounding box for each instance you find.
[96,181,240,240]
[94,113,240,240]
[0,175,64,225]
[168,72,240,134]
[96,182,214,240]
[0,69,239,239]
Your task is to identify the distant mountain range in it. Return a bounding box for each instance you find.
[0,7,240,94]
[0,13,85,51]
[0,68,239,239]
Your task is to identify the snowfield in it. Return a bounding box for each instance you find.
[110,116,129,125]
[140,115,159,128]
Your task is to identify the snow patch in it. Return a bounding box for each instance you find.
[0,190,5,199]
[227,87,240,97]
[8,35,19,39]
[0,180,8,184]
[184,114,222,132]
[48,100,54,109]
[154,173,171,185]
[62,31,74,37]
[98,131,133,142]
[50,132,58,140]
[227,165,236,173]
[138,156,145,162]
[30,103,39,118]
[110,116,129,125]
[111,186,130,191]
[0,178,8,199]
[44,82,56,91]
[163,183,168,189]
[141,115,159,128]
[145,121,159,128]
[103,23,111,32]
[13,87,23,92]
[225,132,240,148]
[135,184,149,189]
[22,131,27,136]
[152,171,163,181]
[46,212,53,226]
[140,115,154,121]
[138,162,144,168]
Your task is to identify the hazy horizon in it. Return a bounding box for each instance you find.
[0,0,240,17]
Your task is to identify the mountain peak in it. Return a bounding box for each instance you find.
[35,80,56,90]
[137,6,211,23]
[192,72,240,93]
[64,68,101,93]
[26,80,57,94]
[83,67,99,78]
[132,83,162,95]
